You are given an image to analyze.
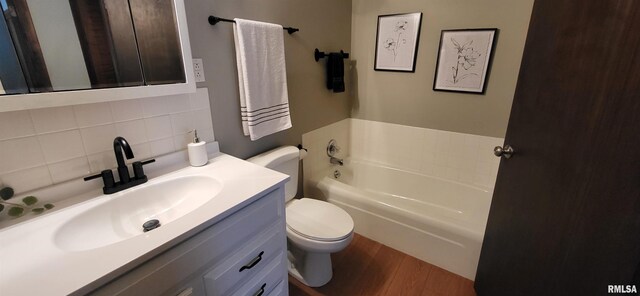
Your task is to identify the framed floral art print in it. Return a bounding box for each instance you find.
[374,12,423,72]
[433,28,498,94]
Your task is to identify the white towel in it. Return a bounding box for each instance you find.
[233,18,292,141]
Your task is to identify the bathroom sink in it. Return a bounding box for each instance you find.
[54,175,222,252]
[0,153,290,296]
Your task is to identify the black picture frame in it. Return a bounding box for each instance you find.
[374,12,423,73]
[433,28,498,94]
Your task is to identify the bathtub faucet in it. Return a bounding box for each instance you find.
[330,157,344,166]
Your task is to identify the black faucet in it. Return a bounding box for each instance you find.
[114,137,134,184]
[84,137,155,194]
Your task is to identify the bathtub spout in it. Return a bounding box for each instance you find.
[330,157,344,166]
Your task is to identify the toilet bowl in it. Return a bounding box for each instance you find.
[285,198,354,286]
[248,146,354,287]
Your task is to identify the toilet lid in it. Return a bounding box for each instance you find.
[286,199,354,242]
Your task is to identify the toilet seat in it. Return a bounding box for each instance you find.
[286,198,354,242]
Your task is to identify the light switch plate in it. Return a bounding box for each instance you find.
[192,58,205,82]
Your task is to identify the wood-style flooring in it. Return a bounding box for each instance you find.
[288,234,476,296]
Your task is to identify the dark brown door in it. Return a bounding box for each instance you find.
[475,0,640,295]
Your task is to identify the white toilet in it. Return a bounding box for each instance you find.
[248,146,354,287]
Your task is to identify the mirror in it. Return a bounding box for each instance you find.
[129,0,185,85]
[68,0,145,90]
[0,5,28,95]
[0,0,185,95]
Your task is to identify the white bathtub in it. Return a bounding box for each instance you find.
[313,158,493,280]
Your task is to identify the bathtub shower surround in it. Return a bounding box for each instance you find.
[350,119,503,189]
[303,118,503,190]
[0,88,215,195]
[302,118,504,279]
[301,119,350,195]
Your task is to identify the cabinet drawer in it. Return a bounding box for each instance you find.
[203,223,285,296]
[266,280,287,296]
[229,253,286,296]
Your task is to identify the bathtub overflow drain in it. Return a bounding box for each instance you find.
[143,219,161,232]
[333,170,341,179]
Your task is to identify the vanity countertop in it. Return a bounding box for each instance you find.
[0,153,289,296]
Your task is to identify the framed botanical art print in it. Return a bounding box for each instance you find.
[374,12,423,72]
[433,29,498,94]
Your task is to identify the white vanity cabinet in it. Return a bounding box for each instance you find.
[90,186,288,296]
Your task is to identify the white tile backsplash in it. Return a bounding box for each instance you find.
[193,109,214,134]
[149,137,176,156]
[302,118,504,190]
[144,115,173,141]
[196,126,216,143]
[190,88,211,110]
[48,157,90,183]
[0,110,35,140]
[141,96,170,118]
[0,88,215,194]
[110,99,144,123]
[0,137,46,173]
[173,133,192,150]
[1,166,52,194]
[30,106,77,133]
[128,143,152,164]
[80,124,118,154]
[170,111,195,135]
[115,119,148,145]
[38,130,85,163]
[86,151,116,173]
[73,102,114,127]
[165,94,191,114]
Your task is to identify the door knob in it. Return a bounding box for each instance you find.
[494,145,515,159]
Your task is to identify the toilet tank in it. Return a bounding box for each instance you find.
[247,146,300,202]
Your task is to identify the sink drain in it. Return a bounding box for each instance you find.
[143,219,161,232]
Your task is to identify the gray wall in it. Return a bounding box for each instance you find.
[185,0,353,159]
[351,0,534,138]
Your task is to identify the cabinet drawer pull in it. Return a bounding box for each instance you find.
[239,251,264,272]
[253,283,266,296]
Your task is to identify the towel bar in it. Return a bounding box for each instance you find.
[314,49,349,62]
[208,15,299,34]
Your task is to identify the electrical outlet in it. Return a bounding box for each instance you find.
[194,70,205,83]
[192,58,205,82]
[193,58,203,71]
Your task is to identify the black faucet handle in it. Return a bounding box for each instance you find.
[133,159,156,180]
[84,170,114,183]
[101,170,116,188]
[140,159,156,165]
[84,170,116,193]
[84,172,102,181]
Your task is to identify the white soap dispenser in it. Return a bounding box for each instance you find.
[188,130,208,167]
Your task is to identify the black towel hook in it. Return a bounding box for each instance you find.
[315,48,350,62]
